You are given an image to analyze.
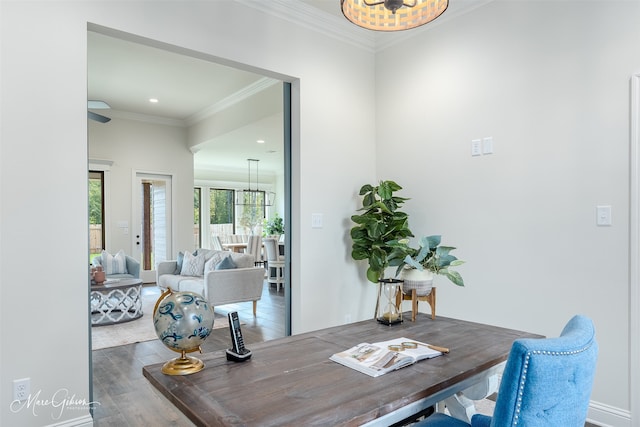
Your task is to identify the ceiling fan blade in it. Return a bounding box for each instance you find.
[88,100,111,109]
[88,111,111,123]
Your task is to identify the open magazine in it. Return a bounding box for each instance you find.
[330,337,445,377]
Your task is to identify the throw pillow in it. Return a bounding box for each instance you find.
[180,251,206,276]
[204,251,229,274]
[101,250,128,275]
[173,251,185,275]
[194,248,217,262]
[215,255,237,270]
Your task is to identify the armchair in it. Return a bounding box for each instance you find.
[416,315,598,427]
[92,250,140,279]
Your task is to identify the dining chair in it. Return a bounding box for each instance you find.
[211,234,224,251]
[245,235,265,267]
[264,238,284,291]
[416,314,598,427]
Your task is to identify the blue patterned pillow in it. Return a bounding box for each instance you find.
[215,255,237,270]
[173,251,184,275]
[101,250,128,275]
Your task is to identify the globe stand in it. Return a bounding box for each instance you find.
[153,287,215,377]
[161,347,205,376]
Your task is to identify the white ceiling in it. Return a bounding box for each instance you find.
[87,0,491,177]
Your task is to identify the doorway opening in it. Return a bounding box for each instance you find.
[133,173,173,283]
[87,27,294,404]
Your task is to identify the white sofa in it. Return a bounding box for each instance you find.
[156,249,265,316]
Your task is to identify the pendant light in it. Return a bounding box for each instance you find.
[235,159,275,207]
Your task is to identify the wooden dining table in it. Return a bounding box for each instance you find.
[221,242,247,253]
[142,315,542,426]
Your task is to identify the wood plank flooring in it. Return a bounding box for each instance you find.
[91,281,285,427]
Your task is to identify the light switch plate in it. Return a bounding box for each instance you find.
[471,139,482,156]
[482,137,493,154]
[596,205,612,226]
[311,213,323,229]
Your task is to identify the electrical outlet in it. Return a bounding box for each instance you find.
[13,378,30,401]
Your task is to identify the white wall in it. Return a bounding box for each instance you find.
[3,1,635,426]
[89,117,193,255]
[377,1,640,424]
[0,1,375,426]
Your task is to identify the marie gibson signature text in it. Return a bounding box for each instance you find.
[10,388,100,419]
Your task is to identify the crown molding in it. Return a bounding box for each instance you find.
[105,109,186,127]
[235,0,497,53]
[234,0,376,53]
[185,77,280,126]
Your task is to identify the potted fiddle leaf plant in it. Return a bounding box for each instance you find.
[396,235,465,297]
[350,180,414,324]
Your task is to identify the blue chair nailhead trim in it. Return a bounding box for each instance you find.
[512,343,593,426]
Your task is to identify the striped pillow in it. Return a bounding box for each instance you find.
[101,250,128,275]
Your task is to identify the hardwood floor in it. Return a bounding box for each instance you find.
[91,281,286,427]
[91,283,599,427]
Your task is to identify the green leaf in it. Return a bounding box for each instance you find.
[366,267,380,283]
[426,235,441,249]
[362,192,376,208]
[445,270,464,286]
[384,180,402,192]
[351,248,369,260]
[359,184,374,195]
[437,254,457,268]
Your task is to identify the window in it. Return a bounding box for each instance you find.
[194,188,201,249]
[88,171,104,261]
[210,188,235,240]
[195,187,269,246]
[236,190,266,235]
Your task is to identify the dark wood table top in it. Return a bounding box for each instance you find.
[143,315,542,427]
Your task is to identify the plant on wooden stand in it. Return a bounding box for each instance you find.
[350,180,414,323]
[396,235,465,295]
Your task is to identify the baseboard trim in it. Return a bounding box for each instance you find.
[45,414,93,427]
[588,400,631,427]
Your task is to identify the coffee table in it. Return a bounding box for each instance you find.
[90,278,143,326]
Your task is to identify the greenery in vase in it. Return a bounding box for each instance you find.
[263,213,284,236]
[396,235,465,287]
[350,180,414,283]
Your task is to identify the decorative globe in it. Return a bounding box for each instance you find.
[153,289,215,375]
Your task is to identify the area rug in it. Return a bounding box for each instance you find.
[91,288,230,350]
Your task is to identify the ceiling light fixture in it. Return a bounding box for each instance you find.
[257,139,265,144]
[341,0,448,32]
[149,98,159,103]
[235,159,275,207]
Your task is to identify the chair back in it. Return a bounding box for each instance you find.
[211,235,223,251]
[263,238,279,262]
[245,235,262,264]
[490,315,598,427]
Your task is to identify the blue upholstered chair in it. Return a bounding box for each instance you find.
[92,251,140,279]
[417,315,598,427]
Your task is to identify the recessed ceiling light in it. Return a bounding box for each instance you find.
[149,98,159,103]
[257,139,265,144]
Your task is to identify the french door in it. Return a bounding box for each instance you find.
[133,172,173,283]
